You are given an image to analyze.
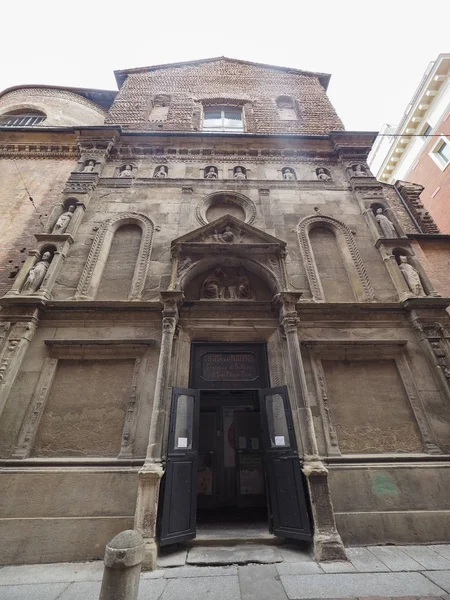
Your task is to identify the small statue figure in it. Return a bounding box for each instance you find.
[201,269,225,299]
[83,160,95,172]
[119,165,133,178]
[352,164,366,177]
[283,168,295,180]
[221,226,234,243]
[22,251,52,294]
[53,205,75,234]
[234,167,247,180]
[205,167,218,179]
[154,166,168,178]
[375,208,397,238]
[399,256,426,296]
[317,168,331,181]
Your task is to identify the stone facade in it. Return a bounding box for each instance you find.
[1,57,450,567]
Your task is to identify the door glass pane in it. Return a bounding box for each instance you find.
[265,393,290,448]
[174,394,194,449]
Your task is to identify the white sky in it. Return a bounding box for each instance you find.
[1,0,449,132]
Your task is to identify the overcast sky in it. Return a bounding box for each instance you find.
[1,0,449,132]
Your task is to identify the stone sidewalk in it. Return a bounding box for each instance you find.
[2,544,450,599]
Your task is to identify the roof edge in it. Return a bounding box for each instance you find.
[0,84,118,111]
[114,56,331,90]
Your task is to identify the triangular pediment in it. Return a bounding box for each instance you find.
[171,215,286,250]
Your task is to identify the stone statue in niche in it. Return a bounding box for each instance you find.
[205,167,218,179]
[399,256,426,296]
[200,268,254,300]
[53,205,75,233]
[22,252,52,294]
[317,168,331,181]
[83,160,95,172]
[375,208,397,238]
[154,166,168,178]
[213,225,241,243]
[234,167,247,180]
[283,168,296,180]
[352,164,367,177]
[119,165,133,178]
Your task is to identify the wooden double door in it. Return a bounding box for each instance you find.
[158,385,313,546]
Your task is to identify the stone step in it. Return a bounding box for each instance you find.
[190,523,282,546]
[186,544,284,566]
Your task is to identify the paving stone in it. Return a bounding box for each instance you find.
[0,561,103,585]
[431,546,450,561]
[346,547,389,572]
[398,546,450,570]
[187,544,283,565]
[137,578,168,600]
[319,561,357,573]
[160,575,240,600]
[239,565,288,600]
[423,571,450,593]
[163,565,238,578]
[141,569,165,579]
[279,572,446,599]
[278,544,313,563]
[368,546,424,571]
[0,583,70,600]
[58,581,101,600]
[276,562,324,575]
[157,548,188,568]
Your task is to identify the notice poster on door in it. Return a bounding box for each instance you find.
[239,454,264,495]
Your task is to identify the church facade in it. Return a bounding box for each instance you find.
[1,57,450,568]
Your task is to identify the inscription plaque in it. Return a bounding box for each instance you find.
[190,343,269,390]
[201,352,258,382]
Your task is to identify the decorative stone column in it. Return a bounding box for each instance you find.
[275,292,347,562]
[134,291,184,570]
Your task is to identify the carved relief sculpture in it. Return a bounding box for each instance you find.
[282,168,296,180]
[83,160,95,172]
[205,167,218,179]
[234,167,247,179]
[316,168,331,181]
[154,165,168,178]
[375,208,397,238]
[22,252,52,294]
[213,225,242,243]
[119,164,133,178]
[200,268,254,300]
[352,164,367,177]
[399,256,426,296]
[53,205,75,233]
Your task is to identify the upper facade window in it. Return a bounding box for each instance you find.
[0,111,46,127]
[203,106,244,133]
[430,136,450,171]
[276,96,298,121]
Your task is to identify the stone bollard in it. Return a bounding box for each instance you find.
[99,530,145,600]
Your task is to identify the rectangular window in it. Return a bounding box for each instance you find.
[203,106,244,132]
[421,123,432,137]
[430,136,450,170]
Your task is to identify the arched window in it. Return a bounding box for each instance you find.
[0,109,46,127]
[276,96,297,121]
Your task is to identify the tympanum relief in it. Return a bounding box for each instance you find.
[200,268,254,300]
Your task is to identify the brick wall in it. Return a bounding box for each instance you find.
[106,58,345,135]
[404,108,450,233]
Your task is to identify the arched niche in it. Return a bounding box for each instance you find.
[47,197,78,233]
[181,256,276,302]
[75,212,154,301]
[196,192,256,225]
[297,214,375,302]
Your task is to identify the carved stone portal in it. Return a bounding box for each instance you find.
[200,268,254,300]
